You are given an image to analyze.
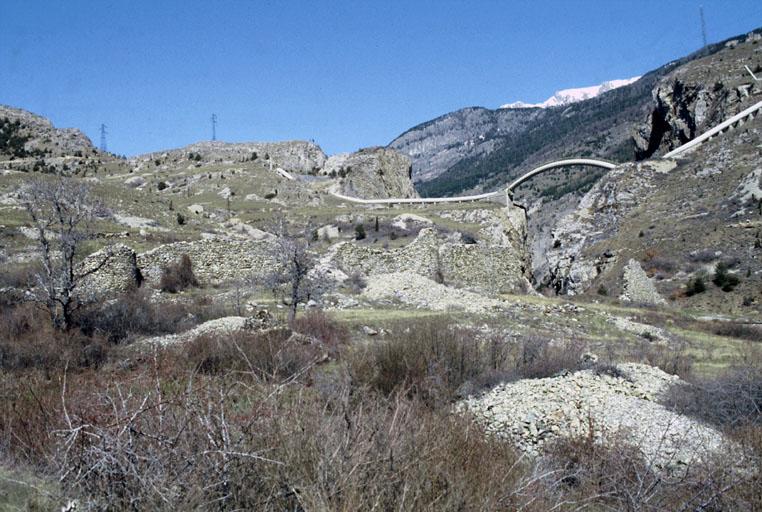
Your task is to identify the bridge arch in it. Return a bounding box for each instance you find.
[507,158,617,191]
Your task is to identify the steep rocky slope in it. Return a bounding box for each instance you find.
[0,104,97,159]
[636,32,762,158]
[544,110,762,313]
[388,107,540,185]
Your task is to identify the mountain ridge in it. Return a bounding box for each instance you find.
[499,76,641,110]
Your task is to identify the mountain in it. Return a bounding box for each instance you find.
[389,32,757,200]
[542,30,762,309]
[499,77,641,109]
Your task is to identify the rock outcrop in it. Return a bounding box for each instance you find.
[634,32,762,159]
[0,104,97,159]
[458,363,729,471]
[322,147,417,199]
[133,140,327,175]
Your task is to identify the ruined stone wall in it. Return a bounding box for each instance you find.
[78,243,142,297]
[137,238,276,286]
[333,204,531,294]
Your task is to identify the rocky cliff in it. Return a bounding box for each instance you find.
[543,104,762,313]
[322,147,418,199]
[635,32,762,159]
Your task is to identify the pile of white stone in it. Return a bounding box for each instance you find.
[458,363,729,471]
[362,271,505,314]
[140,316,249,346]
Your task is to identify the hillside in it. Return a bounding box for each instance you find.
[391,29,762,200]
[0,104,97,160]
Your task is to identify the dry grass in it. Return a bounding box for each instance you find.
[349,320,588,406]
[0,315,760,510]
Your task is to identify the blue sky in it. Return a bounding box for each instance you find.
[1,1,760,156]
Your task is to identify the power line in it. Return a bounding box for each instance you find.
[211,113,217,141]
[99,124,108,152]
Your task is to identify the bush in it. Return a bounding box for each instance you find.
[349,320,586,406]
[354,223,366,240]
[345,272,367,294]
[75,289,201,343]
[159,254,199,293]
[516,337,585,379]
[157,181,168,191]
[632,340,693,379]
[712,322,762,341]
[666,357,762,428]
[176,212,185,225]
[713,262,740,292]
[0,263,39,289]
[292,309,349,354]
[349,320,507,405]
[685,276,707,296]
[0,303,110,372]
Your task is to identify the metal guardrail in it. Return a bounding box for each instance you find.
[662,99,762,158]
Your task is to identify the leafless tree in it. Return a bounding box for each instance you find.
[264,217,328,324]
[19,178,110,331]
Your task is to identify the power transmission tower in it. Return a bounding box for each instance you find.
[99,124,108,152]
[211,114,217,141]
[699,6,707,49]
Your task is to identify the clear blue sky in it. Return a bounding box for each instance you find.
[1,1,760,156]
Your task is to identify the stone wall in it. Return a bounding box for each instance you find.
[137,237,276,286]
[78,243,141,297]
[620,259,666,306]
[332,204,531,293]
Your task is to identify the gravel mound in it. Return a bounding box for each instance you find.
[140,316,249,346]
[458,363,729,471]
[362,271,505,314]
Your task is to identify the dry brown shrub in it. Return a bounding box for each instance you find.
[291,309,349,356]
[631,339,694,379]
[515,337,586,379]
[348,320,586,406]
[159,253,199,293]
[182,328,329,381]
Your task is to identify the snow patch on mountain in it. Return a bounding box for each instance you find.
[500,77,641,109]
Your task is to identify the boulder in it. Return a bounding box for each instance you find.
[125,176,146,188]
[317,224,340,240]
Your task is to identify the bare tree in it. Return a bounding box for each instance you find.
[264,218,328,324]
[19,179,110,331]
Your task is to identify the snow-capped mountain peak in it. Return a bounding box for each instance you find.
[499,77,641,109]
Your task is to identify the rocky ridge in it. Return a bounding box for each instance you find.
[0,104,97,159]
